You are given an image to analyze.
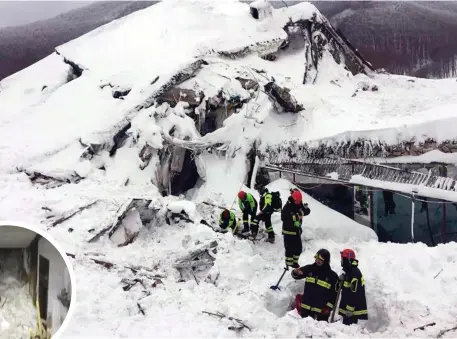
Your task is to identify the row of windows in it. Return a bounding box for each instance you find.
[270,171,456,246]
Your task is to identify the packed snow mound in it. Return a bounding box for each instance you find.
[59,200,457,338]
[267,179,377,242]
[0,263,37,339]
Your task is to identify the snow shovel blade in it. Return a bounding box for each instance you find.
[270,268,288,291]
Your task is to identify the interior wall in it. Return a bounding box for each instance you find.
[0,248,25,279]
[28,236,39,304]
[37,236,71,336]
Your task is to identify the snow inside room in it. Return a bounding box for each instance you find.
[0,226,72,339]
[1,0,457,337]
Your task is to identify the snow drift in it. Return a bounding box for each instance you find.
[0,252,37,339]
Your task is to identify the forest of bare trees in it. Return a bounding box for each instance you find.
[313,1,457,78]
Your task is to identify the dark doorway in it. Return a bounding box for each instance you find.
[38,255,50,320]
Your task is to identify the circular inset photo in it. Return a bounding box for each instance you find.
[0,223,75,339]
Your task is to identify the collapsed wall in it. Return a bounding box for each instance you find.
[22,2,375,194]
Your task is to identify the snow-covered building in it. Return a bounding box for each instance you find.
[0,226,71,338]
[2,0,457,337]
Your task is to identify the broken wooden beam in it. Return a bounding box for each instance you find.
[121,278,146,291]
[18,168,84,188]
[66,252,114,269]
[201,201,236,211]
[66,253,165,282]
[433,269,443,279]
[173,258,214,269]
[414,322,436,331]
[107,199,154,246]
[437,325,457,338]
[202,310,251,332]
[87,224,112,243]
[174,241,218,284]
[137,302,146,316]
[180,240,218,261]
[47,200,99,229]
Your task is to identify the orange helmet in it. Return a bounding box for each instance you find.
[238,191,247,200]
[340,249,356,260]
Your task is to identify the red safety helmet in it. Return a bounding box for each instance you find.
[340,249,356,260]
[291,189,302,204]
[238,191,247,200]
[222,209,230,218]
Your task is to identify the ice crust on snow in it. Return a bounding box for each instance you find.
[1,0,457,338]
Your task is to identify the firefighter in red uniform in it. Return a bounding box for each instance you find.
[291,249,339,321]
[338,249,368,325]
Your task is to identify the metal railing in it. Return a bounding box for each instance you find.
[264,157,456,192]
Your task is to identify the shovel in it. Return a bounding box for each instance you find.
[329,281,343,323]
[270,267,288,290]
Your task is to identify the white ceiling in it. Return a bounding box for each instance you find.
[0,225,38,248]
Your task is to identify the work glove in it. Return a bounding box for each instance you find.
[292,267,303,276]
[344,311,354,317]
[321,307,330,315]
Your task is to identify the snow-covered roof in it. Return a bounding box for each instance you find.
[0,0,455,176]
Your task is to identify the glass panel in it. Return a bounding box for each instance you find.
[354,186,371,228]
[444,202,457,243]
[413,197,443,246]
[372,190,412,243]
[303,183,354,219]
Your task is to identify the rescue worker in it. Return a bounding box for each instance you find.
[237,190,258,234]
[291,249,339,321]
[281,189,310,268]
[253,186,275,243]
[338,249,368,325]
[219,209,240,234]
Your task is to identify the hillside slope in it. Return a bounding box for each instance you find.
[1,1,457,338]
[0,1,156,81]
[2,1,457,80]
[312,1,457,78]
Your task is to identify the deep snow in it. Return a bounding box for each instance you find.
[1,0,457,338]
[0,252,37,339]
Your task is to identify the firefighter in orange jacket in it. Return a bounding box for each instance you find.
[338,249,368,325]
